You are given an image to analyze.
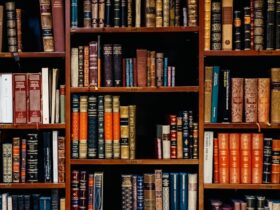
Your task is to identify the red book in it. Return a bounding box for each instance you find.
[240,133,252,183]
[229,133,240,184]
[169,115,177,159]
[13,74,27,124]
[52,0,65,52]
[251,133,263,184]
[89,41,98,87]
[213,137,219,183]
[27,73,41,123]
[218,133,229,183]
[136,49,147,87]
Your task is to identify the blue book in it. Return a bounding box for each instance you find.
[170,173,179,210]
[71,0,78,27]
[129,58,134,87]
[39,197,51,210]
[88,95,98,158]
[98,96,105,159]
[137,175,144,210]
[164,58,168,86]
[94,172,104,210]
[32,194,40,210]
[179,173,188,209]
[211,66,220,123]
[126,58,130,87]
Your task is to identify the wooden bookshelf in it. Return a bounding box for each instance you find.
[204,184,280,190]
[0,52,65,58]
[204,123,280,130]
[204,50,280,56]
[0,183,65,189]
[0,124,65,130]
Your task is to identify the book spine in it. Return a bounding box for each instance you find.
[24,195,31,210]
[204,0,211,50]
[1,74,13,123]
[156,52,164,87]
[156,0,163,27]
[129,105,136,159]
[71,0,78,27]
[162,125,171,159]
[169,0,175,26]
[114,0,121,27]
[250,0,254,49]
[51,189,59,210]
[229,133,240,183]
[218,133,229,183]
[188,174,197,210]
[276,0,280,50]
[266,0,275,50]
[147,51,151,86]
[169,115,177,159]
[155,170,163,210]
[136,49,147,87]
[3,143,12,183]
[211,0,222,50]
[213,138,219,183]
[53,131,59,183]
[231,78,244,122]
[92,0,98,28]
[27,134,39,182]
[135,0,141,27]
[88,95,98,158]
[89,41,98,87]
[170,173,179,210]
[258,78,270,123]
[252,133,264,184]
[41,68,50,124]
[193,123,198,159]
[79,96,88,158]
[113,96,120,159]
[263,138,272,183]
[254,0,264,50]
[156,125,162,159]
[163,57,168,86]
[144,174,156,210]
[121,0,127,27]
[79,171,87,209]
[16,9,22,52]
[183,7,187,26]
[0,6,3,52]
[13,74,27,124]
[43,132,52,182]
[99,0,105,28]
[58,136,65,183]
[104,95,113,159]
[72,94,79,159]
[88,174,94,210]
[189,110,194,158]
[52,0,65,51]
[177,115,183,159]
[271,68,280,123]
[94,172,104,210]
[113,44,122,86]
[71,48,79,87]
[146,0,156,27]
[84,0,92,27]
[71,170,79,209]
[204,131,214,183]
[271,139,280,183]
[98,95,105,158]
[150,51,156,87]
[188,0,197,26]
[233,10,241,50]
[222,0,233,50]
[60,85,66,123]
[127,0,133,27]
[21,139,26,183]
[120,106,129,159]
[137,175,144,209]
[162,173,170,210]
[12,195,18,210]
[163,0,169,27]
[245,78,258,122]
[27,73,41,123]
[182,111,189,159]
[240,133,252,183]
[39,0,55,52]
[220,69,231,122]
[104,44,113,87]
[5,2,17,52]
[105,0,112,27]
[204,66,213,122]
[175,0,180,26]
[32,194,40,210]
[211,66,220,123]
[122,175,133,209]
[179,173,188,210]
[78,46,84,87]
[244,7,251,50]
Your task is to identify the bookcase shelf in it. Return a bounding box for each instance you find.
[204,184,280,190]
[0,124,65,130]
[0,52,65,58]
[204,123,280,130]
[203,50,280,57]
[0,183,65,189]
[70,86,199,93]
[70,26,200,34]
[70,159,199,165]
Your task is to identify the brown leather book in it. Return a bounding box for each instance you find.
[27,73,41,123]
[204,66,213,122]
[272,139,280,183]
[218,133,229,183]
[222,0,233,50]
[271,68,280,123]
[240,133,252,183]
[214,137,219,183]
[146,0,156,27]
[16,9,22,52]
[258,78,270,123]
[229,133,240,183]
[156,52,163,87]
[156,0,163,27]
[144,174,156,209]
[13,74,27,124]
[136,49,147,87]
[245,78,258,123]
[89,41,98,87]
[52,0,65,52]
[251,133,263,183]
[150,51,156,87]
[231,78,244,122]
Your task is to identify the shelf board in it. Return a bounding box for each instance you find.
[204,184,280,190]
[71,159,199,165]
[204,50,280,56]
[71,26,199,33]
[0,124,65,130]
[0,183,65,189]
[204,122,280,129]
[71,86,199,93]
[0,52,65,58]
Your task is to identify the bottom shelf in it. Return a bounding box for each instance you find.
[204,183,280,190]
[0,183,65,189]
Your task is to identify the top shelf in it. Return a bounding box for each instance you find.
[0,52,65,58]
[70,26,199,34]
[204,50,280,57]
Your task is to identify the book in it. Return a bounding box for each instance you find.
[3,143,12,183]
[144,174,156,209]
[204,0,211,50]
[222,0,233,50]
[89,41,98,87]
[120,106,129,159]
[258,78,270,123]
[27,73,41,123]
[52,0,65,51]
[146,0,156,27]
[83,0,92,27]
[213,138,219,183]
[0,6,3,52]
[104,44,113,87]
[98,95,105,159]
[263,138,272,183]
[71,94,79,159]
[1,74,13,123]
[27,134,39,182]
[272,139,280,183]
[136,49,147,87]
[204,66,213,122]
[5,2,17,52]
[122,174,133,209]
[244,78,258,123]
[211,66,220,123]
[43,132,52,182]
[104,95,113,159]
[13,74,27,124]
[71,48,79,87]
[58,136,65,183]
[204,131,214,183]
[155,170,163,210]
[271,68,280,123]
[71,0,78,27]
[231,78,244,123]
[220,69,231,122]
[79,96,88,158]
[240,133,252,183]
[113,96,120,159]
[52,131,58,183]
[251,133,263,184]
[188,173,197,210]
[41,68,50,124]
[218,133,229,183]
[129,105,136,159]
[170,173,179,210]
[94,172,104,210]
[16,9,22,52]
[229,133,240,183]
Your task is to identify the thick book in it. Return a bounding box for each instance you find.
[144,174,156,209]
[88,174,94,210]
[188,0,197,26]
[89,41,98,87]
[156,53,163,87]
[218,133,229,183]
[99,1,106,28]
[52,0,65,51]
[79,96,88,158]
[254,0,264,50]
[113,44,122,86]
[16,9,22,52]
[104,95,113,159]
[244,7,251,50]
[258,78,270,123]
[104,44,113,87]
[276,0,280,50]
[263,138,272,183]
[252,133,263,184]
[88,95,98,158]
[3,143,12,183]
[92,0,98,28]
[204,67,213,123]
[113,0,121,27]
[162,125,171,159]
[204,131,214,183]
[233,10,241,50]
[135,0,141,27]
[229,133,240,183]
[5,2,17,52]
[222,0,233,50]
[94,172,104,209]
[79,171,87,209]
[83,0,92,27]
[60,85,65,123]
[266,0,275,50]
[120,106,129,159]
[105,0,112,27]
[271,68,280,123]
[188,174,197,210]
[240,133,252,183]
[51,190,59,210]
[13,74,27,124]
[121,175,133,209]
[146,0,156,27]
[231,78,244,123]
[27,134,39,182]
[71,94,79,159]
[163,0,169,27]
[211,66,220,123]
[245,78,258,122]
[220,69,231,122]
[156,0,163,27]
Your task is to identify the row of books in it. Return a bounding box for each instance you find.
[0,190,65,210]
[71,94,136,159]
[0,69,65,124]
[1,132,65,183]
[71,170,103,210]
[155,111,198,159]
[204,66,280,123]
[0,1,64,52]
[204,0,280,50]
[71,43,176,88]
[210,195,280,210]
[72,0,198,28]
[204,132,280,184]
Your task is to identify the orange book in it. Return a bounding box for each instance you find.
[218,133,229,183]
[272,139,280,183]
[229,133,240,184]
[104,95,113,159]
[251,133,264,184]
[240,133,252,183]
[213,137,219,183]
[79,96,88,159]
[113,96,120,159]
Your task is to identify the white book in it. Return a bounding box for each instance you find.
[52,130,58,183]
[55,89,60,123]
[162,125,170,159]
[7,196,12,210]
[188,173,197,210]
[204,131,214,183]
[71,48,78,87]
[42,67,50,124]
[51,68,59,124]
[1,74,13,123]
[2,193,8,210]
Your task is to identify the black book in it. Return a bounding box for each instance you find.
[27,134,39,182]
[113,44,122,86]
[12,195,18,210]
[219,69,231,122]
[24,195,31,210]
[18,195,24,210]
[244,7,251,50]
[32,194,40,210]
[103,44,113,87]
[276,0,280,49]
[43,132,52,182]
[233,11,242,50]
[51,189,59,210]
[88,95,98,158]
[105,0,112,27]
[121,0,127,27]
[263,138,272,183]
[114,0,121,27]
[211,0,222,50]
[266,0,275,50]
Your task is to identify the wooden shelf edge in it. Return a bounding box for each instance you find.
[71,26,199,33]
[0,183,65,189]
[204,184,280,190]
[204,50,280,56]
[0,124,65,129]
[204,122,280,129]
[71,159,199,165]
[70,86,199,93]
[0,52,65,58]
